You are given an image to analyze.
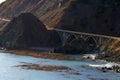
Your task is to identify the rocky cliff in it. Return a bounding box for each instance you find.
[98,38,120,62]
[0,0,70,28]
[0,13,61,49]
[58,0,120,37]
[0,0,120,37]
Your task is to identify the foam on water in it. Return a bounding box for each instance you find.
[88,62,120,68]
[0,52,120,80]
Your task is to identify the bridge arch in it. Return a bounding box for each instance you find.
[85,37,97,51]
[64,37,87,53]
[66,34,76,43]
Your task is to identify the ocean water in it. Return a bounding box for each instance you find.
[0,53,120,80]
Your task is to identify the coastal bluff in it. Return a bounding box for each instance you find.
[0,13,61,49]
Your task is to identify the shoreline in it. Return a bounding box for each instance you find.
[2,49,120,73]
[4,50,73,60]
[4,49,120,63]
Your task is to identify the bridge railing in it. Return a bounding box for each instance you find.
[54,29,120,40]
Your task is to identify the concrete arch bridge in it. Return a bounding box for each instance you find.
[54,29,119,53]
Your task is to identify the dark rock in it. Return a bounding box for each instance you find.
[113,65,120,73]
[55,38,90,54]
[107,67,113,70]
[100,65,120,73]
[101,67,107,72]
[44,30,62,47]
[66,38,88,53]
[0,13,61,49]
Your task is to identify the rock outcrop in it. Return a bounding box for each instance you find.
[0,13,61,49]
[97,38,120,62]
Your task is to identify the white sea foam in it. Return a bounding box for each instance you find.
[88,62,120,68]
[0,0,6,4]
[83,54,98,60]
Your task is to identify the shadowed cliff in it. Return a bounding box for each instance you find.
[0,0,120,37]
[0,13,61,49]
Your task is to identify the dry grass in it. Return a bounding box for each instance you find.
[5,50,73,60]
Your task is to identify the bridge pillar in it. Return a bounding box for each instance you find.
[57,31,71,46]
[56,29,115,53]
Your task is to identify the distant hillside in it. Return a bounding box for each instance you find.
[0,0,120,37]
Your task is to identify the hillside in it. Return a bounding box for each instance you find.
[0,13,61,49]
[58,0,120,37]
[0,0,70,28]
[0,0,120,37]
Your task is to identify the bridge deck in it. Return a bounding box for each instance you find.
[0,18,10,22]
[54,29,120,40]
[0,17,119,40]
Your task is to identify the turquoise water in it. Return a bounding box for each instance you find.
[0,53,120,80]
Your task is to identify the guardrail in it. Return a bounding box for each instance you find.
[54,29,120,40]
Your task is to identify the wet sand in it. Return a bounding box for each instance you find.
[5,50,73,60]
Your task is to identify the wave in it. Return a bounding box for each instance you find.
[88,63,120,68]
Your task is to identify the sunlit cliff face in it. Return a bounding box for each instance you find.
[0,0,6,4]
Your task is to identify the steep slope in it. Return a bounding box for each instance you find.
[0,0,70,27]
[0,0,120,37]
[97,38,120,62]
[0,13,61,49]
[58,0,120,37]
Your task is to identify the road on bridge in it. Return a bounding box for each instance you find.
[0,17,120,40]
[54,29,120,40]
[0,18,10,22]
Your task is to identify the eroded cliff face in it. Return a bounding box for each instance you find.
[97,38,120,62]
[0,0,71,27]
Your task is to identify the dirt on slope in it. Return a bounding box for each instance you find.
[0,0,71,28]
